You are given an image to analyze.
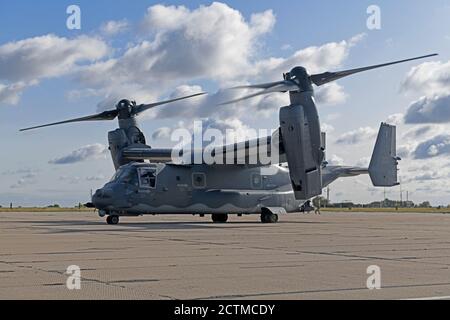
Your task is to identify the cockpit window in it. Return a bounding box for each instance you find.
[138,167,157,188]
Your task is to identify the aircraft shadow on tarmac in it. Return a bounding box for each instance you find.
[13,218,328,233]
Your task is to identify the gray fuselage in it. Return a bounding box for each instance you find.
[92,162,360,216]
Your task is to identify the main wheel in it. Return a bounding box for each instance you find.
[211,213,228,223]
[106,215,120,225]
[260,213,278,223]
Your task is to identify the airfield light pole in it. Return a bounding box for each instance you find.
[326,186,330,207]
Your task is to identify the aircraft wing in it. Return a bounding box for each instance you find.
[121,129,286,166]
[207,131,285,165]
[122,147,173,162]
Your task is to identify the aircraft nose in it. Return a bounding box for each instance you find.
[92,188,113,209]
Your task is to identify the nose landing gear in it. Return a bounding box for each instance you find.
[106,215,120,225]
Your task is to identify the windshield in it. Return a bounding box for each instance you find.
[110,167,138,186]
[110,168,126,182]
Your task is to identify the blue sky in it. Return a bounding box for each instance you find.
[1,1,450,206]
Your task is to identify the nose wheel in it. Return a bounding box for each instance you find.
[106,215,120,225]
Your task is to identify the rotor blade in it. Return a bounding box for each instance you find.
[219,82,298,105]
[310,53,438,86]
[133,92,207,115]
[229,80,286,90]
[19,109,118,132]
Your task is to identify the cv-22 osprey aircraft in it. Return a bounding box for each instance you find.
[21,54,437,225]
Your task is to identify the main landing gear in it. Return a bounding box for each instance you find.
[106,215,120,225]
[260,213,278,223]
[211,213,228,223]
[260,210,279,224]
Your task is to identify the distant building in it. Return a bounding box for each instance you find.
[327,198,418,208]
[403,201,414,208]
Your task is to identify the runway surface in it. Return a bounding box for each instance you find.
[1,211,450,300]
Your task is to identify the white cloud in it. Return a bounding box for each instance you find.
[249,10,276,35]
[146,84,280,123]
[141,32,362,120]
[77,3,363,117]
[2,168,39,176]
[355,157,370,167]
[396,125,447,159]
[202,117,259,143]
[400,59,450,126]
[152,127,172,140]
[0,2,365,148]
[404,94,450,124]
[86,175,107,181]
[253,33,366,82]
[147,80,346,127]
[254,93,290,117]
[321,123,335,134]
[0,34,109,105]
[0,34,109,82]
[100,19,129,36]
[58,175,83,184]
[0,82,27,105]
[328,154,344,166]
[326,113,341,121]
[413,135,450,159]
[405,171,440,183]
[10,172,38,189]
[397,143,415,158]
[335,127,377,145]
[78,4,276,110]
[49,144,108,165]
[401,60,450,96]
[10,178,32,189]
[386,113,404,125]
[124,3,275,81]
[394,58,450,178]
[402,125,441,140]
[152,117,261,146]
[315,83,348,106]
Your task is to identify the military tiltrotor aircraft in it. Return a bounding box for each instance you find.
[21,54,437,225]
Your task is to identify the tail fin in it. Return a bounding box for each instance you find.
[368,123,400,187]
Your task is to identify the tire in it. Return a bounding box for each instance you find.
[107,215,119,225]
[260,213,278,224]
[211,213,228,223]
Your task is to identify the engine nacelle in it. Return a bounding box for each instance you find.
[108,129,129,169]
[108,126,148,169]
[280,103,323,200]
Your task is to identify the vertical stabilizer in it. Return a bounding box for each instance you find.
[368,123,400,187]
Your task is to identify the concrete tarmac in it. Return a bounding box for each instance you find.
[0,211,450,300]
